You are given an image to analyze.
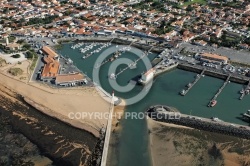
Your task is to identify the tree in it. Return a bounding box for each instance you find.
[186,5,194,12]
[22,44,31,50]
[11,54,20,58]
[26,51,34,59]
[245,38,250,45]
[16,39,25,44]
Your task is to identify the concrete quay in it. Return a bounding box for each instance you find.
[76,37,164,53]
[154,62,179,77]
[177,63,249,85]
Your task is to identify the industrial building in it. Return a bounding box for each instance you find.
[199,53,228,64]
[55,73,85,86]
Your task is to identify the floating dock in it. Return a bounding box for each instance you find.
[239,80,250,100]
[208,74,231,107]
[180,69,205,96]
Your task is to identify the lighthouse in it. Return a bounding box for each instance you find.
[5,37,9,46]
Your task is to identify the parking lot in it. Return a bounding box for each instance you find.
[178,42,250,64]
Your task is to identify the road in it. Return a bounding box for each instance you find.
[29,55,44,82]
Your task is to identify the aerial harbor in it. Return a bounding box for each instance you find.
[0,0,250,166]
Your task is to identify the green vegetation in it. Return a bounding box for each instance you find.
[244,37,250,45]
[228,146,244,155]
[153,20,175,35]
[154,26,174,35]
[9,36,16,43]
[0,36,16,44]
[19,76,26,80]
[11,54,21,58]
[27,16,58,25]
[181,0,207,7]
[58,39,72,44]
[8,68,23,76]
[29,50,39,71]
[0,57,6,67]
[112,0,123,3]
[25,51,34,59]
[22,43,31,50]
[210,33,242,48]
[131,2,149,10]
[54,44,63,50]
[16,39,25,44]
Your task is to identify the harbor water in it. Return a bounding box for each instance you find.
[58,43,250,166]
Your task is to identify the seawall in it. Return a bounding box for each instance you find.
[147,105,250,140]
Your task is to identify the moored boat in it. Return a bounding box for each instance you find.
[180,89,185,96]
[211,117,223,122]
[186,83,192,88]
[209,100,217,107]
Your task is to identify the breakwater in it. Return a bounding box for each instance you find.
[147,105,250,140]
[177,63,249,84]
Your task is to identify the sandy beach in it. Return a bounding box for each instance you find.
[0,71,110,137]
[147,118,250,166]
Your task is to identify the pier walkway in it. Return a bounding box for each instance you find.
[100,93,114,166]
[109,38,115,43]
[239,80,250,100]
[129,41,134,47]
[182,69,205,96]
[148,46,154,52]
[95,59,110,69]
[115,52,148,78]
[208,74,231,106]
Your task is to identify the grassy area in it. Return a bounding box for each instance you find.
[181,0,207,6]
[9,36,16,43]
[8,68,23,76]
[113,0,123,3]
[54,44,63,50]
[30,53,39,71]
